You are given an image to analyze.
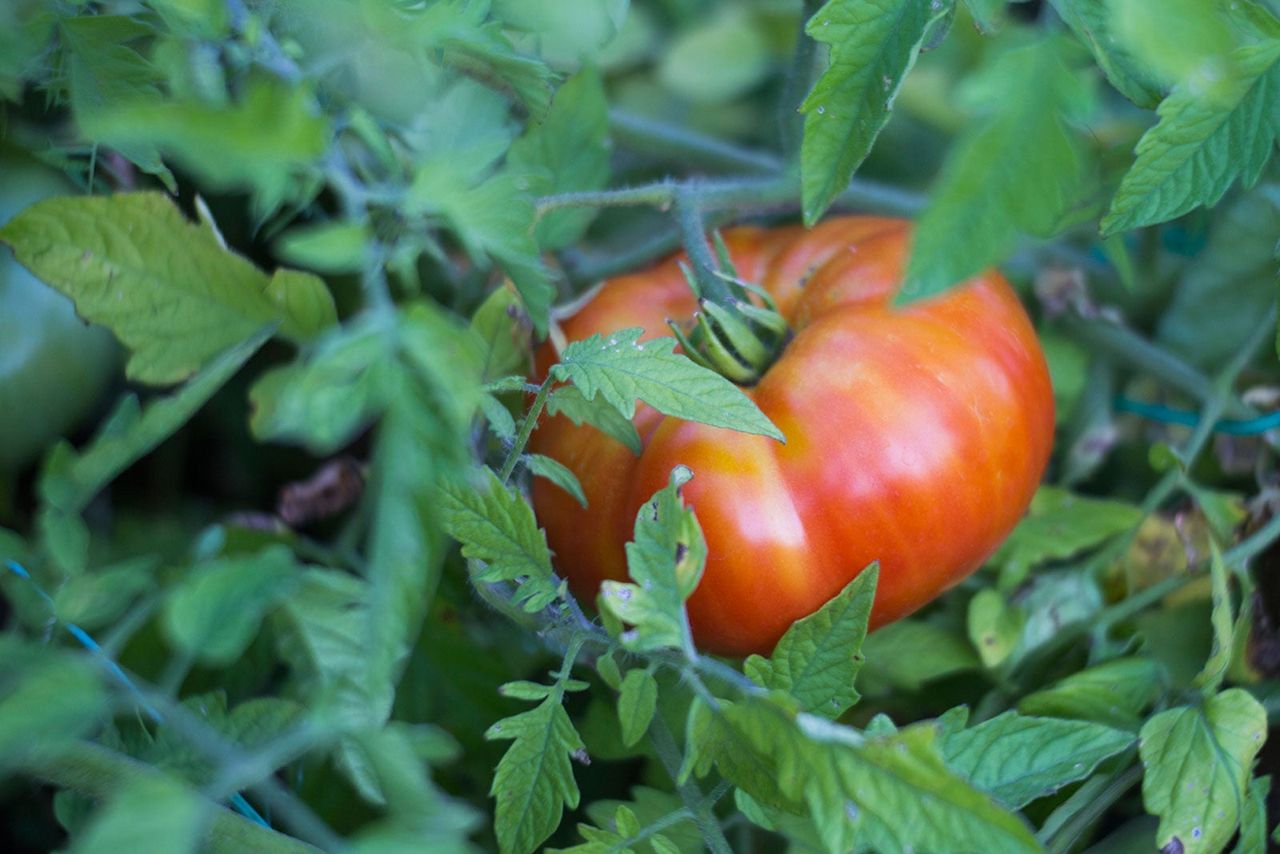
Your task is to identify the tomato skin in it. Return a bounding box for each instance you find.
[530,217,1054,657]
[0,152,117,472]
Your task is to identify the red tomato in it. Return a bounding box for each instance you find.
[530,217,1054,657]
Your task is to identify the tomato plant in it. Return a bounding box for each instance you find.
[0,152,116,473]
[531,217,1054,655]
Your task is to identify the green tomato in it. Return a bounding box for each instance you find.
[0,151,117,471]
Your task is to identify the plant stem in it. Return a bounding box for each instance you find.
[1061,316,1228,413]
[28,742,318,854]
[610,109,782,174]
[649,715,734,854]
[498,377,553,484]
[674,190,733,305]
[1039,758,1142,854]
[1226,510,1280,569]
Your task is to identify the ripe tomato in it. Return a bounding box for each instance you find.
[530,217,1054,657]
[0,151,117,472]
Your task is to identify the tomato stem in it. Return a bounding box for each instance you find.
[499,377,553,484]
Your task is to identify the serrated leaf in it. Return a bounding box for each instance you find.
[408,158,554,338]
[744,564,877,719]
[1140,689,1268,854]
[60,15,174,187]
[600,467,706,652]
[579,787,702,854]
[693,697,1040,853]
[74,777,208,854]
[88,78,329,216]
[0,193,334,384]
[942,712,1134,809]
[482,394,519,442]
[550,329,783,441]
[902,38,1087,303]
[163,545,301,666]
[487,694,585,854]
[1018,657,1163,729]
[526,454,587,507]
[1048,0,1162,106]
[546,385,642,454]
[249,315,394,454]
[617,669,658,747]
[510,69,611,249]
[800,0,947,224]
[1102,38,1280,235]
[1157,183,1280,367]
[440,467,559,613]
[39,328,271,520]
[992,487,1144,586]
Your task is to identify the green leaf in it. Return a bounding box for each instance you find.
[550,329,784,441]
[1102,38,1280,235]
[347,724,481,848]
[74,777,208,854]
[0,639,106,769]
[546,385,642,455]
[275,570,393,781]
[1195,543,1236,695]
[509,69,611,250]
[408,158,554,338]
[657,6,771,104]
[617,669,658,748]
[1140,689,1267,854]
[1235,775,1271,854]
[249,316,395,454]
[53,558,157,630]
[440,467,560,613]
[744,564,877,719]
[942,712,1134,809]
[600,467,706,652]
[800,0,948,224]
[272,220,368,273]
[60,15,174,187]
[472,285,532,382]
[858,620,982,693]
[902,38,1087,303]
[40,328,272,519]
[991,487,1144,586]
[487,693,585,854]
[1109,0,1238,88]
[1017,657,1163,729]
[693,697,1040,853]
[580,787,702,854]
[493,0,629,67]
[526,454,588,507]
[88,78,329,216]
[1048,0,1162,106]
[1157,183,1280,367]
[0,193,334,385]
[962,0,1008,32]
[481,394,519,442]
[163,545,301,666]
[358,306,481,792]
[967,588,1024,670]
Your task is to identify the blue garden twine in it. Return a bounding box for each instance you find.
[1114,396,1280,436]
[3,559,270,829]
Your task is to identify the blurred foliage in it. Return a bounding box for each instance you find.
[0,1,1279,852]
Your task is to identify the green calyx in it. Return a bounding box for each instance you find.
[667,252,790,386]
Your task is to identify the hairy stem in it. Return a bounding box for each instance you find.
[499,377,554,484]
